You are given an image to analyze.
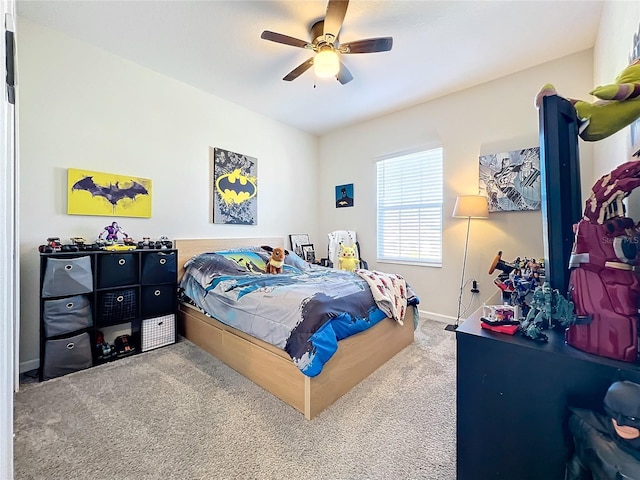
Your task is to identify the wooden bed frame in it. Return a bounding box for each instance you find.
[175,238,415,420]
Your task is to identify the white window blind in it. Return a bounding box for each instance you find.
[377,148,443,266]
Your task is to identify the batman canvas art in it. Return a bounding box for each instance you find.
[212,147,258,225]
[72,176,149,212]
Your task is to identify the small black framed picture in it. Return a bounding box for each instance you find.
[301,244,315,263]
[289,234,310,257]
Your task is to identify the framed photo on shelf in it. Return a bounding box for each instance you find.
[289,234,310,257]
[301,244,316,264]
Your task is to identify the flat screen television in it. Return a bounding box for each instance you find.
[538,94,583,295]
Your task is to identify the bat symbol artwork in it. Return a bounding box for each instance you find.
[215,169,257,204]
[72,176,149,213]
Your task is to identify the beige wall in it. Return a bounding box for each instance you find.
[17,19,319,370]
[317,50,595,322]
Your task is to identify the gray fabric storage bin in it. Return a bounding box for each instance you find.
[42,256,93,298]
[43,332,93,380]
[43,295,92,338]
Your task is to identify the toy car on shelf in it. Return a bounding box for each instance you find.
[95,331,115,361]
[482,304,520,323]
[102,243,137,251]
[114,334,136,357]
[67,237,102,251]
[156,236,173,249]
[135,236,173,249]
[137,237,152,249]
[480,304,521,335]
[37,237,62,253]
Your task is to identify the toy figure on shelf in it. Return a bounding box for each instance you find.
[488,251,545,316]
[520,282,576,342]
[99,221,127,243]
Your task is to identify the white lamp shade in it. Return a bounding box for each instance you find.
[314,49,340,78]
[453,195,489,219]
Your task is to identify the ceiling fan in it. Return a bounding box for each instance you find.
[260,0,393,85]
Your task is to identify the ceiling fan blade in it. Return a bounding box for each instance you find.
[341,37,393,54]
[336,62,353,85]
[261,31,310,49]
[323,0,349,38]
[283,58,314,81]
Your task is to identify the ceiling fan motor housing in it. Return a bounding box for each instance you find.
[310,20,335,46]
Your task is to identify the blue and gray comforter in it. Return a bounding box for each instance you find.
[179,249,419,377]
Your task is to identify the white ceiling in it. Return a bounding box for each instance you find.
[16,0,604,136]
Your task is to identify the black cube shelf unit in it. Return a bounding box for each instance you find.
[39,248,178,381]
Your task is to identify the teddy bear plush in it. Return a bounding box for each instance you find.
[338,244,360,272]
[535,57,640,142]
[262,245,288,274]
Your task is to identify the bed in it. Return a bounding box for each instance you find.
[175,237,416,419]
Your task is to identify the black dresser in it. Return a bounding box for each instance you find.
[456,314,640,479]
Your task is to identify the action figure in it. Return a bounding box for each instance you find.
[489,251,544,316]
[99,221,127,243]
[566,380,640,479]
[520,282,576,342]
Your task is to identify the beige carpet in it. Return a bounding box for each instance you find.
[14,318,456,480]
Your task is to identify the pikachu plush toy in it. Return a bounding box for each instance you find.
[338,244,360,272]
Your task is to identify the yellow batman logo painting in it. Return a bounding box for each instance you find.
[215,169,257,204]
[211,147,257,225]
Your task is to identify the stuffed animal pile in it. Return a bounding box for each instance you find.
[338,244,360,272]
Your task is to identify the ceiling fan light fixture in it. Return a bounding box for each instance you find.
[314,49,340,78]
[261,0,392,84]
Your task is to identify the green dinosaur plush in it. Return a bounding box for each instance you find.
[535,58,640,141]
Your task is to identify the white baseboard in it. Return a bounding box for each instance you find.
[418,309,454,324]
[19,359,38,374]
[418,290,502,325]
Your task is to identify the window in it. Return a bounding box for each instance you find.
[376,147,443,266]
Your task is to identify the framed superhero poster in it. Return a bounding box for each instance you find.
[211,147,257,225]
[335,183,354,208]
[67,168,152,218]
[479,147,541,212]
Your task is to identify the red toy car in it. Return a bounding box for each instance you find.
[38,237,62,253]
